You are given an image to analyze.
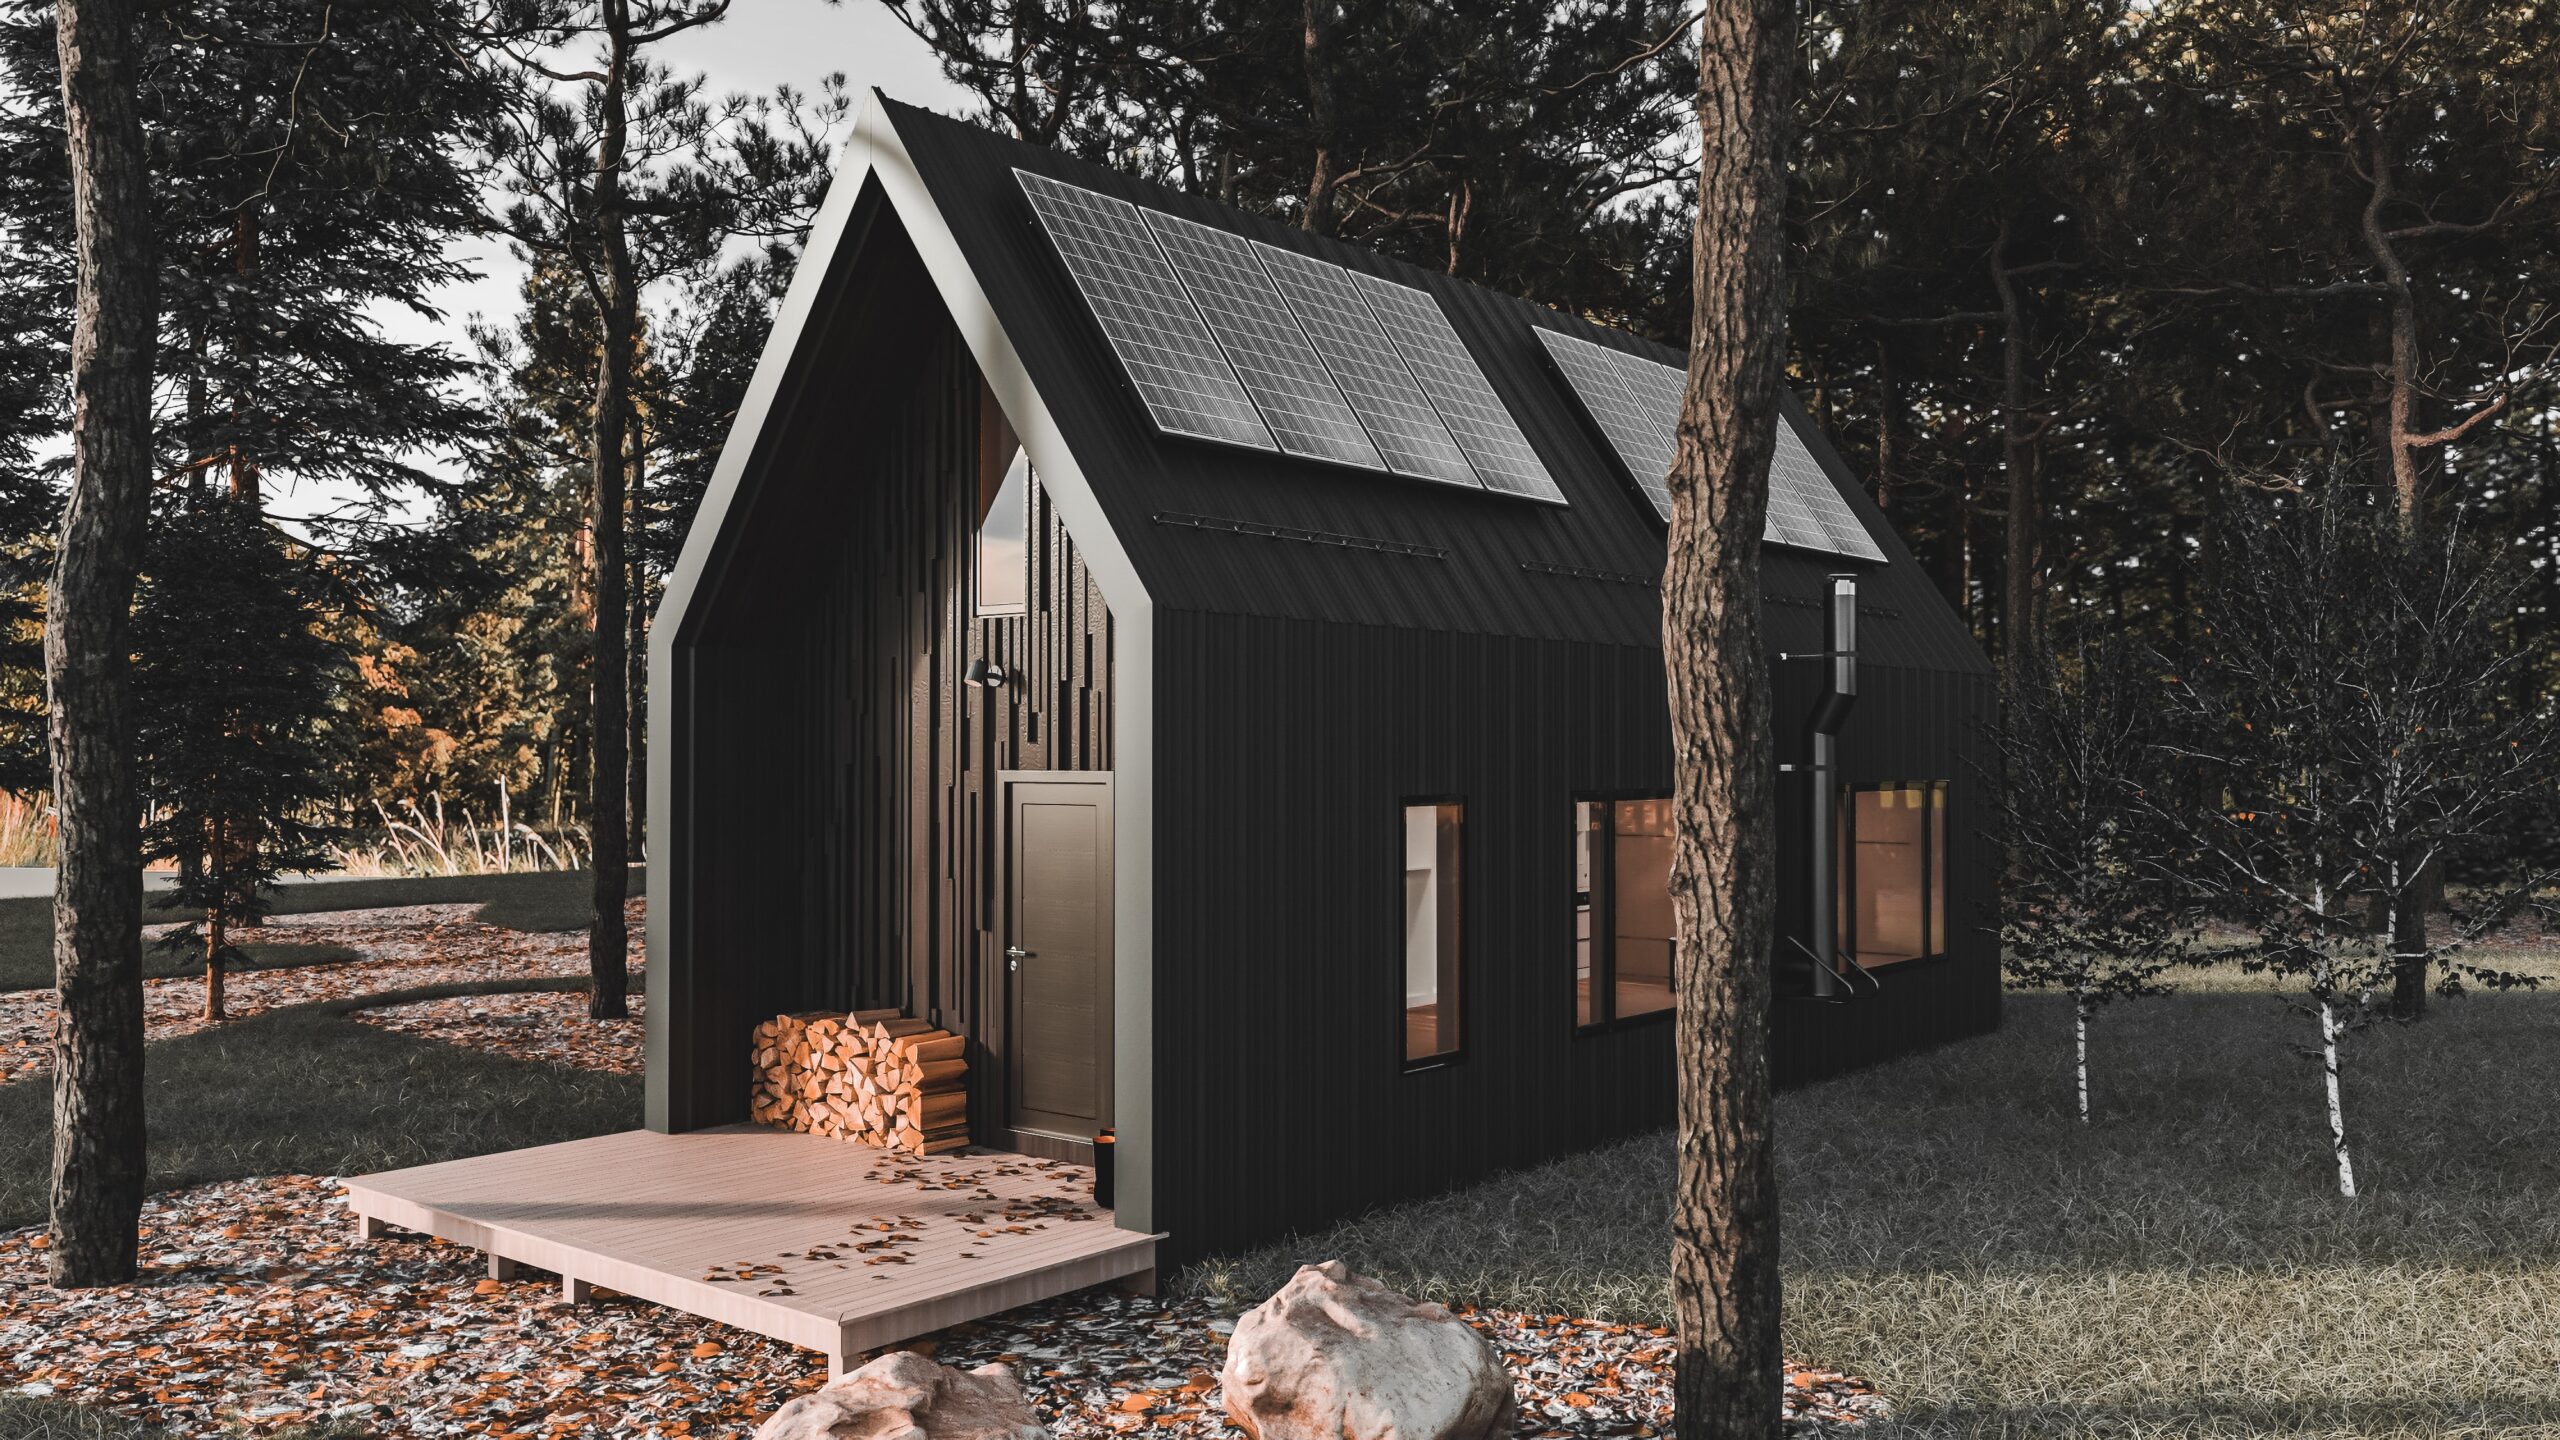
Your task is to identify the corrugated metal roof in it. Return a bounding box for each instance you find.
[882,99,1990,675]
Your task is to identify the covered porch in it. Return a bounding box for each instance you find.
[346,1126,1159,1374]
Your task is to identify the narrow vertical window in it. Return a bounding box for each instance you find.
[1574,802,1601,1027]
[1403,801,1463,1066]
[1844,781,1947,966]
[1610,799,1677,1019]
[977,384,1029,617]
[1573,793,1676,1029]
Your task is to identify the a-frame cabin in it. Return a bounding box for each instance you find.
[644,93,2000,1268]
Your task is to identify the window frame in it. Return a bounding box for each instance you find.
[1572,790,1680,1036]
[1839,779,1951,968]
[1399,795,1468,1073]
[974,382,1032,619]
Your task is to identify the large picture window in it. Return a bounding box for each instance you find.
[976,385,1030,616]
[1574,797,1677,1029]
[1403,801,1464,1067]
[1841,781,1948,966]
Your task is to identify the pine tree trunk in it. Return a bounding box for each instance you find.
[2073,992,2090,1124]
[46,0,159,1290]
[202,906,225,1023]
[1299,0,1338,236]
[2319,995,2356,1198]
[1666,0,1791,1432]
[626,439,648,856]
[585,0,635,1022]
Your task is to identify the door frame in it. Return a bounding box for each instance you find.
[993,769,1113,1164]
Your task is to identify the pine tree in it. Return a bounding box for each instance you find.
[0,0,504,515]
[882,0,1700,337]
[131,498,352,1021]
[42,0,157,1292]
[1666,0,1791,1429]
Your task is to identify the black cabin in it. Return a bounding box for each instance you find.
[644,94,2001,1266]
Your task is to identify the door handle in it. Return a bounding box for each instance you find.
[1006,945,1033,971]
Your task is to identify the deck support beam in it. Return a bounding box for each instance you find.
[489,1254,522,1281]
[356,1213,389,1242]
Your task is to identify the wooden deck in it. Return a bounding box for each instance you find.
[346,1126,1159,1373]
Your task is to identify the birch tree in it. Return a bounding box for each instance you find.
[2146,485,2547,1196]
[1985,635,2194,1122]
[1665,0,1790,1430]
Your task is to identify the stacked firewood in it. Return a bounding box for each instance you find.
[749,1008,971,1155]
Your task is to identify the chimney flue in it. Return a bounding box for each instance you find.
[1805,575,1859,999]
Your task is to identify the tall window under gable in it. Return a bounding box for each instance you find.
[977,384,1029,616]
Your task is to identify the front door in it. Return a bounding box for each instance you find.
[1004,775,1112,1140]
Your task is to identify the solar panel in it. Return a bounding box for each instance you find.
[1348,272,1568,504]
[1769,417,1885,561]
[1252,242,1480,488]
[1014,170,1275,452]
[1535,329,1673,519]
[1140,210,1386,471]
[1537,323,1884,560]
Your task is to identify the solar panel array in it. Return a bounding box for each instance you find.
[1015,169,1564,504]
[1533,329,1672,517]
[1140,210,1384,471]
[1254,243,1478,487]
[1015,172,1274,451]
[1532,327,1885,561]
[1349,274,1569,504]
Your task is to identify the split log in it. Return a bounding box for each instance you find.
[750,1009,974,1155]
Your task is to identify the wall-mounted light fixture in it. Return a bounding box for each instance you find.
[965,656,1008,690]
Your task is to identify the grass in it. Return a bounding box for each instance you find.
[0,1397,165,1440]
[0,867,644,992]
[0,1395,370,1440]
[0,978,641,1231]
[1184,950,2560,1438]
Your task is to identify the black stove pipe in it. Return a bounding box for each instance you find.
[1804,575,1859,999]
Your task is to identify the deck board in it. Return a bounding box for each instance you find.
[346,1126,1158,1370]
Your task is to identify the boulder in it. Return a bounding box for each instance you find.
[1219,1260,1517,1440]
[754,1349,1053,1440]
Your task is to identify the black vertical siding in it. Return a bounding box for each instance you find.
[662,291,1111,1132]
[1148,606,1998,1265]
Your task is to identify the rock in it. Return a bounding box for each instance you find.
[753,1349,1053,1440]
[1219,1260,1517,1440]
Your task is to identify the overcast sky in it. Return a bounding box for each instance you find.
[293,1,975,528]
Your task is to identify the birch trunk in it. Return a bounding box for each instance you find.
[2320,995,2356,1198]
[1666,0,1791,1432]
[2073,992,2090,1125]
[47,0,159,1289]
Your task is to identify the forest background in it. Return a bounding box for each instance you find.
[0,0,2550,881]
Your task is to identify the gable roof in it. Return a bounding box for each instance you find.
[667,93,1991,675]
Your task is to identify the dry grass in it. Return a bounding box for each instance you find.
[0,1395,370,1440]
[1185,948,2560,1438]
[0,792,53,868]
[326,797,587,878]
